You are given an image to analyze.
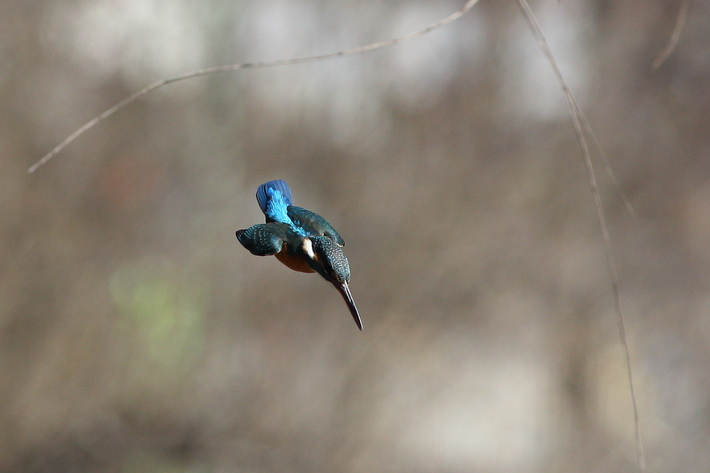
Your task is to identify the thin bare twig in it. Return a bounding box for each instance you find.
[515,0,645,470]
[652,0,691,70]
[572,100,636,218]
[29,1,645,467]
[28,0,480,174]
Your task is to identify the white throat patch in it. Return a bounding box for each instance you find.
[302,238,315,259]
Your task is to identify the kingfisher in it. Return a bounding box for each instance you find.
[235,180,362,330]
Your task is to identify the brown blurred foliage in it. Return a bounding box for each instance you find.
[2,0,710,472]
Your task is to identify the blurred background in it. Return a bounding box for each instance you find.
[2,0,709,471]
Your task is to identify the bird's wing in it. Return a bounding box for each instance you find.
[235,223,289,256]
[288,206,346,246]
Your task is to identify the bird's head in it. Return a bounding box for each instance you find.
[303,236,350,284]
[304,236,362,330]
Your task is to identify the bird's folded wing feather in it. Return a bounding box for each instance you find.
[287,206,346,246]
[236,223,289,256]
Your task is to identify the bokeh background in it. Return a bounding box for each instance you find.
[2,0,709,472]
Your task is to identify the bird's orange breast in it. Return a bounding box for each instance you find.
[275,246,315,273]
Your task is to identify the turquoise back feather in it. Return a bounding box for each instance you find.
[256,180,293,225]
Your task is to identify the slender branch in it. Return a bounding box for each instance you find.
[28,0,480,174]
[573,102,636,218]
[652,0,690,70]
[515,0,645,470]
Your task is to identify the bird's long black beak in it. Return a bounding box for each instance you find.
[336,281,363,330]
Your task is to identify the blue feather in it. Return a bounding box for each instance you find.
[256,180,293,223]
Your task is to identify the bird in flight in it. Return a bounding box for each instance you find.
[236,180,362,330]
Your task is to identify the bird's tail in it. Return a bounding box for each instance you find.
[256,180,293,221]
